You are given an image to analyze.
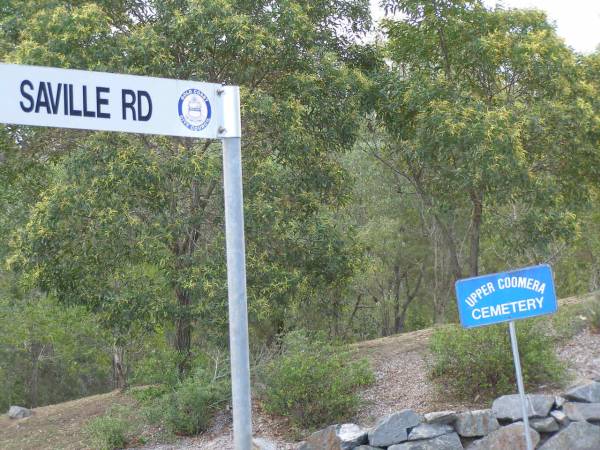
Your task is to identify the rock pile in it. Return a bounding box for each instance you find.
[298,380,600,449]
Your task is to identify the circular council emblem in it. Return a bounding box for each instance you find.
[178,88,212,131]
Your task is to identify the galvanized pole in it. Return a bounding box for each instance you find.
[222,136,253,450]
[509,321,533,450]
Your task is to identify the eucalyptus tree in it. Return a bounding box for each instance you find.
[1,0,371,375]
[370,0,599,286]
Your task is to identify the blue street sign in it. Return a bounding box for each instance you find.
[455,264,557,328]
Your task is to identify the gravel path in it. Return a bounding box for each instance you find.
[557,328,600,383]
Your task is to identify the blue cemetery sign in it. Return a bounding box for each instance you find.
[455,264,557,328]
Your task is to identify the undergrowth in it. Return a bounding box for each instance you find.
[429,320,565,401]
[260,330,374,431]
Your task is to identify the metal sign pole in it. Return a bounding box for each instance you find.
[222,136,252,450]
[508,320,533,450]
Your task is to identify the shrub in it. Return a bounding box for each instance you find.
[85,413,130,450]
[550,302,588,342]
[261,331,374,430]
[429,321,564,401]
[585,293,600,333]
[143,361,230,436]
[128,333,181,388]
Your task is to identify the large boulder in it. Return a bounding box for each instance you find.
[466,422,540,450]
[549,410,569,426]
[8,406,32,419]
[564,381,600,403]
[388,432,463,450]
[529,417,559,433]
[368,410,422,447]
[491,394,554,421]
[407,423,454,441]
[563,402,600,421]
[538,421,600,450]
[454,410,500,437]
[252,437,277,450]
[424,411,457,425]
[299,424,367,450]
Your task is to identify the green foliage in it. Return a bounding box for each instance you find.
[261,331,374,430]
[162,377,228,436]
[128,334,182,389]
[2,0,372,375]
[0,1,599,435]
[141,359,230,436]
[371,0,599,284]
[584,293,600,334]
[85,408,131,450]
[430,322,565,401]
[548,302,588,343]
[0,282,111,410]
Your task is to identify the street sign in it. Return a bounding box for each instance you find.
[1,63,250,450]
[0,63,240,138]
[455,264,558,450]
[455,264,557,328]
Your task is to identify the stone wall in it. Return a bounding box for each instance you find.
[298,380,600,450]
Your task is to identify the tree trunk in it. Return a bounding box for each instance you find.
[175,288,192,377]
[394,304,410,334]
[29,342,42,408]
[413,178,462,282]
[394,265,423,333]
[347,294,363,330]
[112,345,127,390]
[392,264,402,333]
[468,191,483,277]
[589,249,600,291]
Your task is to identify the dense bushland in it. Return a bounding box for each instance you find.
[0,1,599,444]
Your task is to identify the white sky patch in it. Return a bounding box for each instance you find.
[370,0,600,54]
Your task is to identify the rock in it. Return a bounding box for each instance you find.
[563,402,600,421]
[299,424,367,450]
[337,423,368,448]
[554,396,566,409]
[424,411,457,425]
[466,422,540,450]
[252,437,277,450]
[407,423,454,440]
[564,381,600,403]
[491,394,554,421]
[550,410,569,426]
[354,447,383,450]
[8,406,32,419]
[538,421,600,450]
[368,410,422,447]
[454,410,500,437]
[529,417,559,433]
[388,432,464,450]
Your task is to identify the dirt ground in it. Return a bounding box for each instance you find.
[0,391,136,450]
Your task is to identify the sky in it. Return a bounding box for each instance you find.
[370,0,600,54]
